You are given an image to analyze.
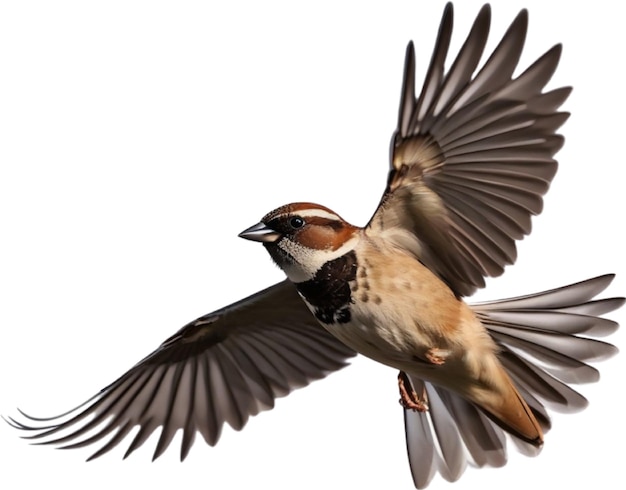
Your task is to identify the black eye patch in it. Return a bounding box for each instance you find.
[265,215,305,236]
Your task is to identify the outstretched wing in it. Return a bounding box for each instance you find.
[402,275,623,488]
[367,3,570,297]
[6,280,356,461]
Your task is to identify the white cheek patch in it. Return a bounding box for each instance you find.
[277,240,318,283]
[278,234,360,283]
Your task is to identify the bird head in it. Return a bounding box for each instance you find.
[239,202,360,283]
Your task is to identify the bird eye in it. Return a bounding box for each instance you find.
[289,217,305,229]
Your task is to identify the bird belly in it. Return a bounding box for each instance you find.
[323,302,445,374]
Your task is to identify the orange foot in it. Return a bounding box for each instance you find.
[397,371,428,412]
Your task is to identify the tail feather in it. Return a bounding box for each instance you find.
[402,275,622,488]
[472,274,619,309]
[475,369,544,446]
[513,382,551,431]
[499,347,589,412]
[474,275,623,413]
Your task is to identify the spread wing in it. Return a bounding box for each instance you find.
[367,4,570,297]
[6,281,356,461]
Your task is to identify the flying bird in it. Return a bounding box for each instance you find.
[6,3,622,488]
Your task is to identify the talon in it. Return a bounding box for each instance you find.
[425,347,450,365]
[397,371,429,412]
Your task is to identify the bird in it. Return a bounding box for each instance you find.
[5,3,622,489]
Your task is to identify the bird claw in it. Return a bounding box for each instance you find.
[398,372,429,412]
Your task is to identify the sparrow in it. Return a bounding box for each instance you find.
[6,3,622,489]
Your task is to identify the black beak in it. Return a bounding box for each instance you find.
[238,222,282,243]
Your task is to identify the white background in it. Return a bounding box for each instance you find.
[1,1,624,489]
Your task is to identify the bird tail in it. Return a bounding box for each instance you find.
[473,274,622,427]
[401,275,622,488]
[470,363,544,448]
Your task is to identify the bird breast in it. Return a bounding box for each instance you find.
[298,239,499,391]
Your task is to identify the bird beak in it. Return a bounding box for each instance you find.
[238,222,282,243]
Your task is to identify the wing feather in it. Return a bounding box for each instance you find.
[369,3,570,296]
[7,281,356,460]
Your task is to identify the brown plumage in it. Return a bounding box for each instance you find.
[5,3,621,490]
[250,207,547,448]
[242,204,620,487]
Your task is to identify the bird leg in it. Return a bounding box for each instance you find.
[397,371,429,412]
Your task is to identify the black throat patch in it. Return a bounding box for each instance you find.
[295,250,357,325]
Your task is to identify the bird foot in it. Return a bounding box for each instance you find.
[398,371,429,412]
[425,347,450,365]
